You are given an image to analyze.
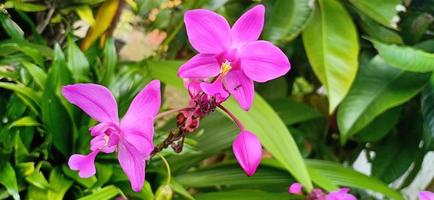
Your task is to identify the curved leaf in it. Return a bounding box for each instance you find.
[371,39,434,72]
[302,0,359,113]
[350,0,403,29]
[263,0,313,44]
[306,160,404,200]
[422,75,434,148]
[0,13,24,40]
[338,56,431,142]
[0,162,20,200]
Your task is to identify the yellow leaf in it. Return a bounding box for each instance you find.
[75,5,95,26]
[80,0,121,51]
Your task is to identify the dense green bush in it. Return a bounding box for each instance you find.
[0,0,433,199]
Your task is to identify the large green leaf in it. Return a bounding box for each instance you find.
[149,60,313,191]
[21,61,47,89]
[302,0,359,113]
[337,56,431,142]
[268,98,323,126]
[0,162,20,200]
[175,164,292,190]
[263,0,313,44]
[306,160,404,200]
[356,106,401,142]
[350,0,403,29]
[371,39,434,72]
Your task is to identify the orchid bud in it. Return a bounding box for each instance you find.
[232,130,262,176]
[155,185,173,200]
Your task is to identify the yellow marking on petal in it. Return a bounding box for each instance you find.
[221,61,232,75]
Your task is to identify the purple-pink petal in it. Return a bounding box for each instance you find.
[62,84,119,123]
[178,54,221,79]
[118,141,146,192]
[326,188,357,200]
[288,182,303,195]
[232,131,262,176]
[200,77,229,102]
[238,40,290,83]
[231,5,265,48]
[120,80,160,148]
[184,9,230,54]
[420,191,434,200]
[68,151,99,178]
[224,70,254,111]
[122,117,154,157]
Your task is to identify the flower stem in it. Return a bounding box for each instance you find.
[156,153,172,184]
[217,105,244,131]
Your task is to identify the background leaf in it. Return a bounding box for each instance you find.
[338,56,431,142]
[302,0,359,113]
[349,0,403,29]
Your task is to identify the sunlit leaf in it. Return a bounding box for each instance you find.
[0,162,20,200]
[302,0,359,113]
[349,0,403,29]
[371,39,434,72]
[47,168,73,200]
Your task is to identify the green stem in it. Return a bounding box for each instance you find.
[156,153,172,184]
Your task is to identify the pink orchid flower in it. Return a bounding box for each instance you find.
[62,80,161,192]
[420,191,434,200]
[232,130,262,176]
[178,4,291,111]
[288,182,357,200]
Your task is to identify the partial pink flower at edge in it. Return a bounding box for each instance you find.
[232,130,262,176]
[288,182,303,195]
[62,80,161,192]
[420,191,434,200]
[178,4,291,111]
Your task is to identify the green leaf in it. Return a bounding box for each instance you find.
[4,1,47,12]
[0,13,24,40]
[21,61,47,89]
[356,106,401,142]
[268,98,323,125]
[78,185,124,200]
[357,13,403,44]
[175,164,292,190]
[263,0,313,44]
[41,44,74,156]
[171,180,195,200]
[349,0,403,29]
[0,40,45,66]
[337,56,431,142]
[306,160,404,200]
[67,36,90,82]
[371,39,434,72]
[222,96,312,191]
[0,162,20,200]
[8,116,40,129]
[101,37,117,85]
[26,171,50,190]
[372,109,423,183]
[0,82,41,113]
[149,60,312,191]
[422,76,434,148]
[302,0,359,113]
[195,191,293,200]
[47,168,73,200]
